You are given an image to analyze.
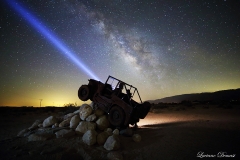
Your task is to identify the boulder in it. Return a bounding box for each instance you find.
[51,123,58,128]
[132,134,141,142]
[28,133,55,141]
[75,121,96,134]
[17,128,29,137]
[82,129,97,146]
[73,109,80,114]
[70,115,81,129]
[96,115,109,130]
[86,114,97,122]
[59,118,71,127]
[113,129,119,135]
[55,129,75,138]
[97,131,109,145]
[107,151,123,160]
[104,135,121,151]
[81,103,89,108]
[63,113,75,120]
[105,128,113,136]
[79,104,93,120]
[43,116,58,128]
[28,120,42,130]
[94,108,105,117]
[90,101,98,110]
[120,128,133,137]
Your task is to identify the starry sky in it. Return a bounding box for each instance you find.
[1,0,240,107]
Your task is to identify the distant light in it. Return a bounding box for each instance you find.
[6,0,100,81]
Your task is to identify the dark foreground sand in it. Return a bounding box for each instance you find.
[0,105,239,160]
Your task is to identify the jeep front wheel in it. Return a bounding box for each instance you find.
[108,105,125,127]
[78,85,90,101]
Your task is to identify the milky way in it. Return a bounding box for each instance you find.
[1,0,240,106]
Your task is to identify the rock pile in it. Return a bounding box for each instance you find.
[17,103,142,152]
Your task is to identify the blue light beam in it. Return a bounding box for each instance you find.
[6,0,100,81]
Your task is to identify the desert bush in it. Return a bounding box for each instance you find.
[62,103,79,114]
[64,103,77,107]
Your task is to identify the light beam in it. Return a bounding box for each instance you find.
[6,0,100,81]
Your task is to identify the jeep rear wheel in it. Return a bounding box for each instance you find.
[108,105,125,127]
[78,85,90,101]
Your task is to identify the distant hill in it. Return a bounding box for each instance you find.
[149,88,240,104]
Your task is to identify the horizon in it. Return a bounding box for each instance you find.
[1,1,240,107]
[1,87,239,107]
[149,87,240,100]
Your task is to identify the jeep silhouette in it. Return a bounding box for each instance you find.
[78,75,151,128]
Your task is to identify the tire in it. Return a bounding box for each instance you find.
[78,85,90,101]
[108,105,125,127]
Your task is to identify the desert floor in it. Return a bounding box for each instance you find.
[0,105,239,160]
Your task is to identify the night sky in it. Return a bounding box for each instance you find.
[1,0,240,107]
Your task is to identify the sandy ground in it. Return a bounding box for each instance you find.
[0,105,239,160]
